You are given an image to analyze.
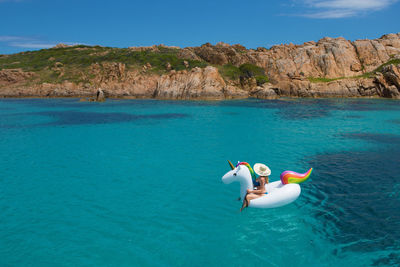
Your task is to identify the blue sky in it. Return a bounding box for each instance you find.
[0,0,399,54]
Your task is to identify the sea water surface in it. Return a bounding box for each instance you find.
[0,98,399,266]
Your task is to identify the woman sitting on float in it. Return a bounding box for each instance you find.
[240,163,271,212]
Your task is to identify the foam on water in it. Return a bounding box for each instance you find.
[0,98,399,266]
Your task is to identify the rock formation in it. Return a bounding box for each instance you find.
[96,88,106,102]
[53,43,73,49]
[1,33,400,99]
[0,69,34,86]
[374,64,400,98]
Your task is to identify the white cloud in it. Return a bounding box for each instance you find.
[298,0,398,18]
[310,0,393,10]
[9,42,56,49]
[0,36,27,42]
[303,9,356,18]
[0,35,83,49]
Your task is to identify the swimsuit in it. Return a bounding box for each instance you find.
[253,180,268,194]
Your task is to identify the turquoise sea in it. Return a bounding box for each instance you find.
[0,98,399,266]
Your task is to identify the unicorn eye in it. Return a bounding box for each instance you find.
[233,173,237,176]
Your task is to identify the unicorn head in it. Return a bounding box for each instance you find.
[222,161,255,200]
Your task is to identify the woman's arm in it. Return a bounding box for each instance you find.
[248,178,266,194]
[248,189,265,194]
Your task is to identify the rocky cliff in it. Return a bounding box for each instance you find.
[1,33,400,99]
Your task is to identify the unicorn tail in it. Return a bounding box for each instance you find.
[280,168,313,185]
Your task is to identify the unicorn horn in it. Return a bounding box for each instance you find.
[228,160,235,170]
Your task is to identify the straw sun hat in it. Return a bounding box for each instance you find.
[253,163,271,176]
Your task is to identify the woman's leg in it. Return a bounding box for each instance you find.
[240,193,263,212]
[240,193,252,212]
[246,193,263,202]
[240,197,248,212]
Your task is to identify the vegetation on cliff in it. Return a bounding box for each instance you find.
[374,59,400,73]
[0,45,210,71]
[0,45,209,84]
[218,63,269,85]
[307,58,400,83]
[0,45,269,86]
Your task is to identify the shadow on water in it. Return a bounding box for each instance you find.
[36,111,188,126]
[223,112,240,116]
[0,98,166,109]
[344,115,363,119]
[219,98,400,120]
[388,119,400,125]
[371,252,400,266]
[340,133,400,144]
[2,97,399,114]
[304,132,400,264]
[0,110,188,128]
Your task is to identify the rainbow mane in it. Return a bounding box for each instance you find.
[280,168,313,184]
[236,162,257,181]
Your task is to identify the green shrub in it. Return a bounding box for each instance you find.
[307,77,340,83]
[373,59,400,73]
[218,63,269,84]
[239,63,265,78]
[352,58,400,80]
[218,64,242,80]
[255,75,269,85]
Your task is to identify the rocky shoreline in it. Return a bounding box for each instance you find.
[1,33,400,99]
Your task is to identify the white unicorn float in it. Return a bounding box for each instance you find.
[222,161,312,209]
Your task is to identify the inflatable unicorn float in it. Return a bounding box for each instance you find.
[222,161,312,209]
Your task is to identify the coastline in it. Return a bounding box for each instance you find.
[1,33,400,100]
[0,94,391,101]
